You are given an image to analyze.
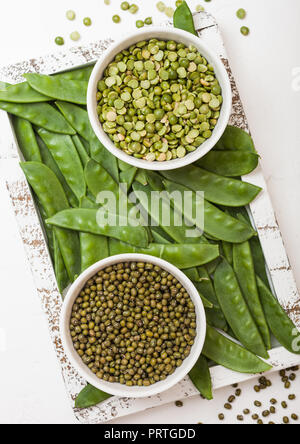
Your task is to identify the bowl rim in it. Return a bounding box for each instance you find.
[87,26,232,171]
[60,253,207,398]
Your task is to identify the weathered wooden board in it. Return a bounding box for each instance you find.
[0,12,299,424]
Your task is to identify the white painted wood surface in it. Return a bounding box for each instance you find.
[0,12,299,424]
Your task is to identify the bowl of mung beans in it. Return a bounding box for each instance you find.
[87,27,232,171]
[60,254,207,398]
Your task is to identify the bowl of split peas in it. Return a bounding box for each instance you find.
[87,27,232,170]
[60,254,207,398]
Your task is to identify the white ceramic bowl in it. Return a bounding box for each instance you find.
[60,254,207,398]
[87,27,232,171]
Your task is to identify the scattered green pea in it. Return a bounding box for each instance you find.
[262,410,270,418]
[121,1,130,10]
[218,413,225,420]
[236,8,246,20]
[252,414,259,420]
[235,389,242,396]
[228,395,235,403]
[145,17,153,25]
[283,416,289,424]
[243,409,250,415]
[112,15,121,23]
[66,10,76,21]
[281,401,288,409]
[224,403,232,410]
[288,394,296,400]
[291,414,298,421]
[55,36,65,46]
[270,399,277,405]
[136,20,144,29]
[254,401,262,407]
[241,26,250,36]
[157,1,166,12]
[104,0,110,4]
[129,4,139,14]
[70,31,81,42]
[83,17,92,27]
[165,7,175,18]
[237,415,244,421]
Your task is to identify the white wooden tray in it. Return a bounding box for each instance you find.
[0,12,299,424]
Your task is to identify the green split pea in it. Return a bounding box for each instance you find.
[97,39,223,162]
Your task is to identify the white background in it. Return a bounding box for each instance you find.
[0,0,300,425]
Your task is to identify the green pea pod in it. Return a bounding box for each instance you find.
[222,241,233,265]
[120,166,137,190]
[214,125,257,154]
[135,170,148,186]
[85,159,119,198]
[108,238,219,269]
[205,307,229,332]
[118,159,132,172]
[189,355,213,400]
[24,74,88,105]
[20,162,81,280]
[80,196,99,210]
[36,199,55,260]
[233,242,271,350]
[173,0,197,36]
[163,179,256,242]
[0,101,76,135]
[72,135,90,168]
[54,65,94,82]
[47,208,149,248]
[161,166,262,207]
[196,151,259,177]
[54,233,70,294]
[13,117,42,162]
[203,325,272,374]
[37,135,79,208]
[80,198,109,272]
[0,82,51,103]
[132,181,202,243]
[257,277,300,355]
[75,384,112,409]
[0,81,10,90]
[38,128,86,200]
[214,259,269,359]
[250,236,270,289]
[55,101,118,182]
[195,267,219,307]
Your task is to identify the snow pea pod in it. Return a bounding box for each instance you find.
[205,307,229,332]
[203,325,272,374]
[0,82,51,103]
[80,198,109,272]
[118,159,132,172]
[214,125,256,154]
[120,166,137,190]
[163,179,256,242]
[54,233,69,294]
[233,242,271,350]
[257,277,300,355]
[196,151,259,177]
[20,162,81,280]
[38,128,86,200]
[13,117,42,162]
[161,166,262,207]
[0,101,76,134]
[24,73,88,105]
[222,241,233,265]
[72,135,90,168]
[173,0,197,36]
[250,236,270,289]
[54,65,94,82]
[85,159,119,198]
[55,101,118,182]
[37,135,78,208]
[0,81,10,90]
[47,208,149,248]
[214,259,269,358]
[80,196,99,210]
[132,181,202,243]
[189,355,213,400]
[108,239,219,269]
[75,384,111,409]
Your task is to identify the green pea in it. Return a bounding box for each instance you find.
[145,17,153,25]
[237,8,246,19]
[55,36,65,46]
[70,31,80,42]
[241,26,250,36]
[129,4,139,14]
[121,1,130,10]
[66,10,76,21]
[136,20,145,29]
[83,17,92,27]
[112,15,121,23]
